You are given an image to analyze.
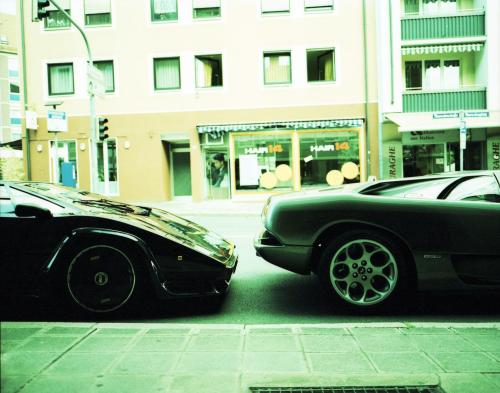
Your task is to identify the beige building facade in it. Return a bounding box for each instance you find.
[21,0,379,201]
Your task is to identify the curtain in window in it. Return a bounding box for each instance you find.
[155,58,180,89]
[193,0,220,8]
[319,52,334,81]
[440,0,457,13]
[443,60,459,89]
[262,0,289,13]
[49,64,73,94]
[404,0,419,14]
[85,0,110,13]
[423,0,439,14]
[305,0,333,9]
[195,58,213,87]
[405,62,422,89]
[264,54,290,83]
[95,61,114,92]
[154,0,176,13]
[424,61,441,89]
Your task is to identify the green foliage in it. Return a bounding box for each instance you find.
[0,148,25,181]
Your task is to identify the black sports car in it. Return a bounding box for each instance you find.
[255,171,500,310]
[0,182,237,315]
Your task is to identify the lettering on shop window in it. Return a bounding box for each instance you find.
[244,144,283,155]
[493,142,500,170]
[310,142,350,152]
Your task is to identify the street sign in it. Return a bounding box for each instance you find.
[87,64,105,98]
[433,112,459,119]
[464,111,489,118]
[47,109,67,132]
[460,120,467,150]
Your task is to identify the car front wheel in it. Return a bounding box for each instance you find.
[64,243,138,314]
[318,230,411,311]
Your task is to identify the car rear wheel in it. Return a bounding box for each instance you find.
[318,230,410,310]
[64,243,138,314]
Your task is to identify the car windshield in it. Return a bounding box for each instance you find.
[360,177,458,199]
[18,183,151,216]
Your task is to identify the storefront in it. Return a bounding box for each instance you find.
[382,110,500,179]
[198,119,366,199]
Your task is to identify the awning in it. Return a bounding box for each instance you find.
[197,119,363,138]
[401,43,483,56]
[384,111,500,132]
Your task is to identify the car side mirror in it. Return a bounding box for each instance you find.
[15,203,53,219]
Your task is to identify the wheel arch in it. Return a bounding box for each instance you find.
[44,227,165,295]
[310,221,418,290]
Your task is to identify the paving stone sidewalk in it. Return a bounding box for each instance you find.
[1,322,499,393]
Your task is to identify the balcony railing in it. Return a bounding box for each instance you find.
[401,12,485,41]
[403,87,487,112]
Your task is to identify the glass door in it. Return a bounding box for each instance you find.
[170,145,192,198]
[97,139,118,196]
[403,144,445,177]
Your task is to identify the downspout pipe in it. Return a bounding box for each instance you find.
[19,0,31,180]
[362,0,370,177]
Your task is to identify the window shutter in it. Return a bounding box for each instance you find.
[305,0,333,8]
[85,0,111,14]
[262,0,289,13]
[48,0,70,11]
[193,0,220,8]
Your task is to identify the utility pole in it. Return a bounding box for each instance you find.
[32,0,99,192]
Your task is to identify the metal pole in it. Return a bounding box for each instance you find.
[46,0,98,192]
[20,0,32,180]
[459,110,465,172]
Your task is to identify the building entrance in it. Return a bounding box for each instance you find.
[170,144,192,198]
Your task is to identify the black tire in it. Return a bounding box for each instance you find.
[318,229,412,312]
[58,240,144,315]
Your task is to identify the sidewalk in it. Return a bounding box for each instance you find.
[2,322,499,393]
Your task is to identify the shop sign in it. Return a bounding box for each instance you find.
[382,142,403,179]
[401,129,486,145]
[487,137,500,170]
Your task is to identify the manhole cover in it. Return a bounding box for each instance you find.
[250,386,446,393]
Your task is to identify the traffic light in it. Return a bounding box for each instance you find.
[32,0,51,22]
[98,117,109,141]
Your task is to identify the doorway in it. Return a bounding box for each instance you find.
[170,143,192,198]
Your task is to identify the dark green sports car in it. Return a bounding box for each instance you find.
[255,171,500,310]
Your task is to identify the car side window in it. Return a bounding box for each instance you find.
[0,185,16,215]
[446,176,500,203]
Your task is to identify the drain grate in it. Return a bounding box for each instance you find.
[250,386,446,393]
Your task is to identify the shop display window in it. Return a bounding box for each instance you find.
[234,134,293,192]
[299,131,360,188]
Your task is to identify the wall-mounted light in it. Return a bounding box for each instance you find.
[124,141,131,150]
[36,144,43,152]
[79,143,86,151]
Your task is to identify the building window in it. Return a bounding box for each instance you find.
[234,134,293,192]
[94,60,115,92]
[9,83,20,102]
[44,0,71,29]
[304,0,333,12]
[193,0,221,18]
[261,0,290,14]
[422,0,457,15]
[264,52,291,85]
[300,131,360,188]
[307,49,335,82]
[404,59,460,91]
[154,57,181,90]
[48,63,74,96]
[195,55,223,88]
[84,0,112,26]
[151,0,178,22]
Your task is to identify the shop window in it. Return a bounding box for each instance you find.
[307,49,335,82]
[234,134,293,192]
[151,0,178,21]
[84,0,112,26]
[300,131,360,188]
[48,63,74,96]
[261,0,290,14]
[94,60,115,92]
[44,0,71,29]
[154,57,181,90]
[195,54,223,88]
[305,0,333,12]
[193,0,221,19]
[264,52,291,85]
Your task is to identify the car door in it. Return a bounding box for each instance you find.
[0,184,67,295]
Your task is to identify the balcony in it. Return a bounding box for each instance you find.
[403,87,486,112]
[401,12,485,41]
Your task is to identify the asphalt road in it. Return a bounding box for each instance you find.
[4,213,500,323]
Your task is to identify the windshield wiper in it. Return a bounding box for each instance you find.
[74,199,151,216]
